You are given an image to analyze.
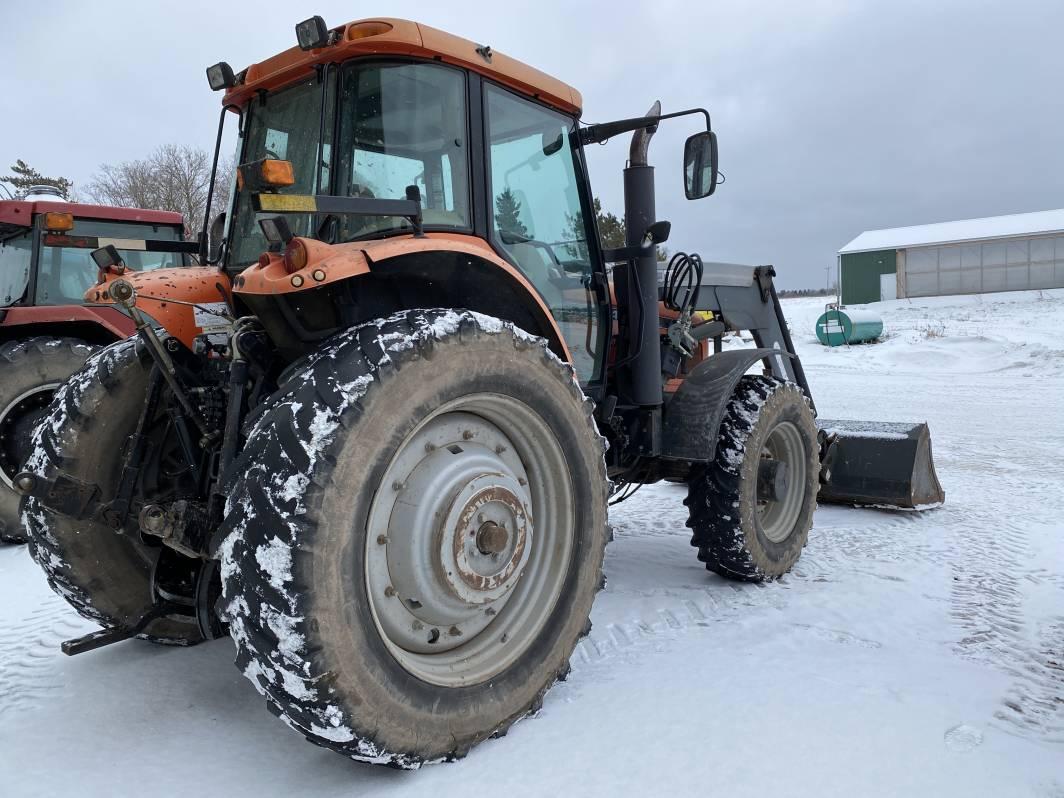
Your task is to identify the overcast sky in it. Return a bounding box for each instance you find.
[2,0,1062,288]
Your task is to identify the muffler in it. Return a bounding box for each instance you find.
[817,420,945,510]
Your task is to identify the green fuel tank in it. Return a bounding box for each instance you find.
[815,307,884,346]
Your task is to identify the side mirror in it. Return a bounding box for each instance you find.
[683,131,718,200]
[541,130,564,157]
[208,212,227,263]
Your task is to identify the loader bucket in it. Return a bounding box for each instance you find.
[816,419,945,510]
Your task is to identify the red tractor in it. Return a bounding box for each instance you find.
[0,188,192,542]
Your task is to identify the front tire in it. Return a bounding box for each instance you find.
[685,376,819,581]
[0,337,97,543]
[218,310,609,767]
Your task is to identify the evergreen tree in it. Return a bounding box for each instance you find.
[566,197,666,260]
[1,160,74,199]
[494,188,528,238]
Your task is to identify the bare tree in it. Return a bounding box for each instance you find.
[86,145,233,240]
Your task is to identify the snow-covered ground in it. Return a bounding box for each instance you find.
[1,289,1062,797]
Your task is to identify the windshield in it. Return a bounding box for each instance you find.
[36,219,184,306]
[0,232,33,308]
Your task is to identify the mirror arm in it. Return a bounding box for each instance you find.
[578,107,712,146]
[201,103,243,264]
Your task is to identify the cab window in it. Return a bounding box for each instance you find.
[485,85,600,381]
[0,232,32,307]
[336,61,470,239]
[228,76,325,268]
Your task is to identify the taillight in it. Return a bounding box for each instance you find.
[283,239,308,273]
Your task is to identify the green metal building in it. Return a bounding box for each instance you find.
[838,208,1064,304]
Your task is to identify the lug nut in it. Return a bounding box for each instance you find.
[312,269,326,282]
[384,586,396,598]
[291,274,304,287]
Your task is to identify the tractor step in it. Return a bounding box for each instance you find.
[61,603,179,656]
[817,419,945,510]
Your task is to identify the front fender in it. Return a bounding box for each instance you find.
[661,348,783,462]
[87,267,232,350]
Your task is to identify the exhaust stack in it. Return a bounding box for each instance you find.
[620,101,663,406]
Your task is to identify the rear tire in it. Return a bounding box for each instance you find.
[21,339,204,643]
[0,337,97,544]
[218,309,609,767]
[685,376,819,581]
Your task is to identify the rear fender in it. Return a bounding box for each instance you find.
[0,305,134,344]
[661,347,781,462]
[233,234,572,363]
[87,267,232,350]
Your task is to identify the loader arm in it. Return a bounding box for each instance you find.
[686,263,812,404]
[659,261,944,509]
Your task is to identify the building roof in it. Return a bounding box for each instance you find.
[839,208,1064,254]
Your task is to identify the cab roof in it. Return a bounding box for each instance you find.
[0,199,184,232]
[222,18,582,116]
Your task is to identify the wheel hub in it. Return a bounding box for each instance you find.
[476,521,508,555]
[364,395,576,688]
[371,412,534,655]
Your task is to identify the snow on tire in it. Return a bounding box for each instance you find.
[0,337,97,544]
[21,338,203,643]
[685,375,819,581]
[217,309,609,767]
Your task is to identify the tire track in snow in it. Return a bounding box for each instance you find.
[0,593,87,716]
[943,468,1064,744]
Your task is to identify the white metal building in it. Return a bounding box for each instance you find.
[837,208,1064,304]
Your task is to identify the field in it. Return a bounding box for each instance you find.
[1,289,1062,796]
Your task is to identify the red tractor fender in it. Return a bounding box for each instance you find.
[0,305,135,342]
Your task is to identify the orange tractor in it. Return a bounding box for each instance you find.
[0,190,191,542]
[17,17,942,766]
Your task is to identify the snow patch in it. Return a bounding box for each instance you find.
[254,537,292,591]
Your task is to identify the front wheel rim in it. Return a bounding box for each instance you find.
[365,393,575,687]
[756,420,808,543]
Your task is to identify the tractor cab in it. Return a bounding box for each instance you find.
[215,42,608,380]
[0,189,190,319]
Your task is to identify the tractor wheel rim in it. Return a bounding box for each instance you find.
[757,420,807,543]
[366,394,574,687]
[0,383,60,488]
